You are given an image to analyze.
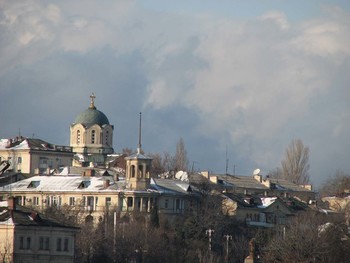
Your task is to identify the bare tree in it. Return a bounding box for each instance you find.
[122,147,133,156]
[268,167,283,179]
[149,152,165,176]
[281,139,310,184]
[262,212,350,263]
[174,138,189,172]
[319,170,350,197]
[163,151,176,172]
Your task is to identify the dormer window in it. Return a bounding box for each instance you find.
[28,181,40,188]
[78,181,91,189]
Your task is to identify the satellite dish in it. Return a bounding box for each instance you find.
[253,168,261,175]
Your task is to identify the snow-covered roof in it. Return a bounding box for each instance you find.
[151,178,198,196]
[0,175,120,193]
[0,138,72,152]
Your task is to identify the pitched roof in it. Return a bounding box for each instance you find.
[151,178,199,196]
[269,178,313,192]
[0,204,78,229]
[0,138,72,152]
[217,174,269,190]
[0,175,119,193]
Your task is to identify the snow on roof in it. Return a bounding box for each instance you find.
[0,175,119,192]
[258,197,277,208]
[151,178,195,195]
[0,138,30,150]
[0,138,72,152]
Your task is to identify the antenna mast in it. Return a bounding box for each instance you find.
[137,112,142,154]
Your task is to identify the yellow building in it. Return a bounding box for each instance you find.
[0,198,78,263]
[0,137,73,175]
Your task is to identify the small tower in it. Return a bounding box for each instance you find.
[125,113,152,190]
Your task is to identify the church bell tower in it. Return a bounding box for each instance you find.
[125,113,152,190]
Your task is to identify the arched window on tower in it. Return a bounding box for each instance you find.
[91,130,96,144]
[138,164,143,178]
[77,130,81,145]
[105,130,109,145]
[131,165,135,178]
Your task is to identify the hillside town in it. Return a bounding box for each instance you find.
[0,94,349,263]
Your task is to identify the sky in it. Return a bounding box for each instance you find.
[1,0,349,188]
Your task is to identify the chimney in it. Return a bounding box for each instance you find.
[103,179,110,188]
[8,196,16,211]
[83,169,95,177]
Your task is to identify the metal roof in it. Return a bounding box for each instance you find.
[217,174,269,190]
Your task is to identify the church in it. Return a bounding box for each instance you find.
[70,93,114,167]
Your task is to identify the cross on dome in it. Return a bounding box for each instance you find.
[89,93,96,109]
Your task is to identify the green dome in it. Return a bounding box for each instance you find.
[74,108,110,126]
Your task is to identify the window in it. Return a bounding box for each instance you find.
[131,165,135,178]
[64,238,69,252]
[69,197,75,206]
[39,237,50,250]
[77,130,81,144]
[87,196,94,208]
[164,199,169,209]
[56,238,62,251]
[26,237,31,249]
[19,237,24,249]
[127,197,133,207]
[176,199,180,210]
[91,130,96,144]
[17,157,22,164]
[33,196,39,205]
[105,197,111,207]
[47,196,62,206]
[105,130,109,145]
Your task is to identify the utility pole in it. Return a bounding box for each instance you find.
[224,234,232,263]
[113,212,117,263]
[206,228,215,253]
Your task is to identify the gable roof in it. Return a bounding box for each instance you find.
[0,138,72,153]
[0,204,78,229]
[151,178,199,196]
[216,174,269,190]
